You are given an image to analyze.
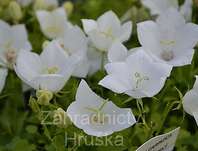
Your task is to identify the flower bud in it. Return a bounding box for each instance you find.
[29,97,40,113]
[53,108,71,128]
[36,90,53,106]
[8,1,23,22]
[63,1,73,16]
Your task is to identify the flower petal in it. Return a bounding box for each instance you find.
[15,50,42,86]
[167,49,194,66]
[183,89,198,116]
[108,42,128,62]
[157,8,185,28]
[40,41,71,77]
[81,19,98,34]
[99,74,131,93]
[72,58,90,78]
[89,30,113,51]
[137,21,161,57]
[76,80,102,105]
[97,11,121,37]
[12,24,32,51]
[141,0,178,15]
[0,68,8,93]
[102,101,136,132]
[31,74,66,92]
[36,8,67,39]
[62,26,88,54]
[175,23,198,51]
[119,21,132,42]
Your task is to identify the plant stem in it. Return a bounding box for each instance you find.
[101,51,105,71]
[136,99,150,130]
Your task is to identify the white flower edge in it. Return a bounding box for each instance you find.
[100,48,172,99]
[81,11,132,51]
[137,8,198,67]
[67,80,136,137]
[141,0,179,16]
[0,20,32,67]
[183,76,198,125]
[0,68,8,93]
[36,7,69,39]
[15,41,80,92]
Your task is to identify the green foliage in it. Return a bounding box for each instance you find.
[0,0,198,151]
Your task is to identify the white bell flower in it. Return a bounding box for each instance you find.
[36,8,71,39]
[137,8,198,67]
[183,76,198,125]
[141,0,192,21]
[15,41,79,93]
[82,10,132,52]
[0,20,32,69]
[99,48,172,99]
[67,80,136,137]
[58,26,90,78]
[0,68,8,93]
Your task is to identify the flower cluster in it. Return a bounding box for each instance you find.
[0,0,198,144]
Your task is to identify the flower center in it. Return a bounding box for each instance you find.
[160,40,175,46]
[161,50,174,61]
[85,100,109,125]
[5,49,16,66]
[90,112,109,125]
[100,27,114,39]
[134,72,149,89]
[46,66,59,74]
[160,40,175,61]
[4,41,16,68]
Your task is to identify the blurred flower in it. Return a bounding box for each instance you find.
[58,26,90,78]
[36,8,71,39]
[8,1,23,22]
[0,68,8,93]
[0,20,31,69]
[67,80,136,137]
[141,0,192,21]
[183,76,198,125]
[17,0,32,7]
[82,10,132,52]
[99,47,172,99]
[137,8,198,67]
[15,41,79,92]
[63,1,74,17]
[34,0,58,11]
